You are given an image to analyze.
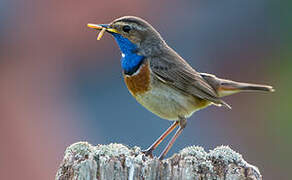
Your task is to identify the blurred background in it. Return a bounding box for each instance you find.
[0,0,291,179]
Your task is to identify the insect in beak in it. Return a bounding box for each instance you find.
[87,23,120,40]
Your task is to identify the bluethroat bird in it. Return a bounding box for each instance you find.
[87,16,274,160]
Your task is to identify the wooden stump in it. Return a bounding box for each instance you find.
[56,142,262,180]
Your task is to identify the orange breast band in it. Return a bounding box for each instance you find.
[124,61,151,96]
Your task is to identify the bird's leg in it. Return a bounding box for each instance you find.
[158,117,187,160]
[142,121,179,157]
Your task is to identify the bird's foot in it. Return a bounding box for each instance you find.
[141,148,153,158]
[158,154,164,161]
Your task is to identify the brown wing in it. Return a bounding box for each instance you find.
[149,50,231,108]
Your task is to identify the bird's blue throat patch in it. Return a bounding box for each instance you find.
[111,33,144,75]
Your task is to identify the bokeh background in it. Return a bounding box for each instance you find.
[0,0,291,179]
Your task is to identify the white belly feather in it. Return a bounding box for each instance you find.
[135,81,209,120]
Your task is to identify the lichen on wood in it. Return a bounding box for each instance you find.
[56,142,262,180]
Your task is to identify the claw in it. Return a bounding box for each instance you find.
[142,149,153,158]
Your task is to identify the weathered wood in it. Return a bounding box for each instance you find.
[56,142,262,180]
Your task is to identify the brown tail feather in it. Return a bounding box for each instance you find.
[200,73,274,97]
[232,82,274,92]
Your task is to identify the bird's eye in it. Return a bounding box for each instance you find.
[122,25,131,33]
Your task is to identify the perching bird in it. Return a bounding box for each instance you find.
[87,16,274,160]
